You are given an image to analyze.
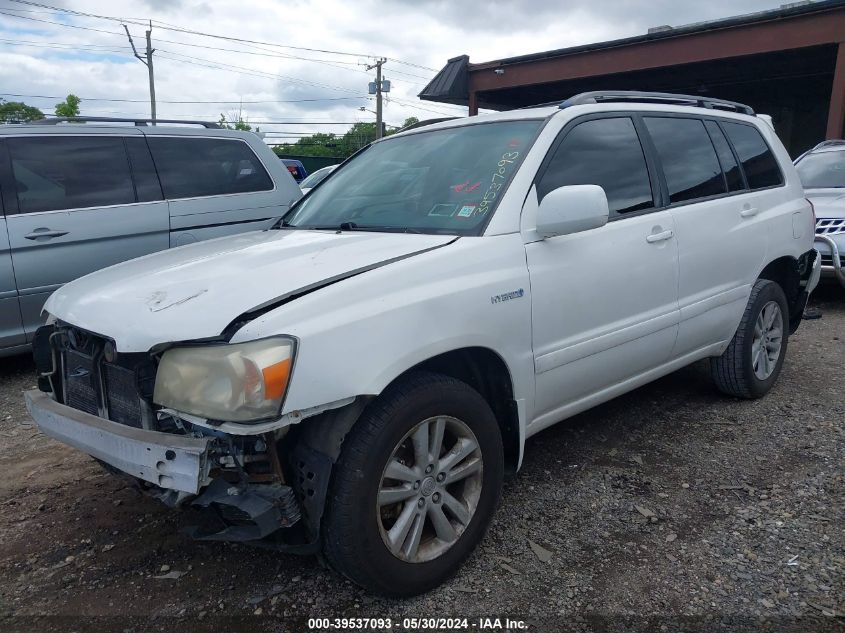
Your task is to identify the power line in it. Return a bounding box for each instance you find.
[0,37,128,51]
[154,50,364,95]
[0,92,365,105]
[0,34,431,86]
[6,0,439,72]
[2,5,443,116]
[386,96,467,117]
[0,37,430,89]
[0,9,126,36]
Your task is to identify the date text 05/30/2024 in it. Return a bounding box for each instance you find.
[307,617,528,630]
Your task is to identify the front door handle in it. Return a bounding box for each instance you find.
[740,207,759,218]
[646,229,674,243]
[24,228,69,240]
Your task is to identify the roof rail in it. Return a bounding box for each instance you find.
[811,139,845,150]
[559,91,755,115]
[516,100,564,110]
[395,117,459,133]
[32,116,222,129]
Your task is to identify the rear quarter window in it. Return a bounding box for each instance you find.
[722,122,783,190]
[147,137,274,199]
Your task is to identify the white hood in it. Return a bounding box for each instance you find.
[805,188,845,219]
[46,229,455,351]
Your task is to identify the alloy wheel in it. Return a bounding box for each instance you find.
[376,416,483,563]
[752,300,783,380]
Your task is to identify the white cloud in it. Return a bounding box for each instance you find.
[0,0,789,135]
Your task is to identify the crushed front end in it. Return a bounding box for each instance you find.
[26,322,329,553]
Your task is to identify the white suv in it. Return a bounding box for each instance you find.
[25,92,821,596]
[794,139,845,287]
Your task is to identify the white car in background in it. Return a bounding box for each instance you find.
[299,164,337,194]
[795,139,845,288]
[26,91,820,596]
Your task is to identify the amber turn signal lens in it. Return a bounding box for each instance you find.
[262,358,292,400]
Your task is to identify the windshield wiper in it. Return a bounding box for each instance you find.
[294,222,424,234]
[342,223,424,234]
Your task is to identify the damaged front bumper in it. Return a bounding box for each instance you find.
[25,389,211,494]
[25,389,314,547]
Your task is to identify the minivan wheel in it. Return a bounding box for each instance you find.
[322,371,503,596]
[710,279,789,399]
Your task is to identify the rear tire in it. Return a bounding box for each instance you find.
[710,279,789,399]
[322,371,503,597]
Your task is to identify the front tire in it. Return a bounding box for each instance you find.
[322,371,504,596]
[710,279,789,399]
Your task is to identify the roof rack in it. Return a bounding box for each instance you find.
[395,117,458,133]
[811,139,845,150]
[558,91,755,115]
[32,116,222,129]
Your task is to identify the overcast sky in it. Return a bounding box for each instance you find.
[0,0,791,141]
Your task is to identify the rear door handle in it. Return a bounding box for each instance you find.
[646,229,674,243]
[740,207,759,218]
[24,228,69,240]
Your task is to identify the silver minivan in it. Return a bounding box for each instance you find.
[0,119,302,357]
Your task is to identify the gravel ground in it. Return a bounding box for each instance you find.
[0,287,842,633]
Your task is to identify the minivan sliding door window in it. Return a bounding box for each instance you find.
[147,137,273,199]
[7,137,135,213]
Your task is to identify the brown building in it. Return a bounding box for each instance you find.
[420,0,845,156]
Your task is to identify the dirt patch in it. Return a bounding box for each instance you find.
[0,288,842,631]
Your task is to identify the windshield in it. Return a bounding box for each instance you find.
[282,120,542,235]
[796,150,845,188]
[299,166,335,189]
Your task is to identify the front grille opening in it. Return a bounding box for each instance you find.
[64,350,99,416]
[816,218,845,235]
[57,325,155,429]
[103,363,143,428]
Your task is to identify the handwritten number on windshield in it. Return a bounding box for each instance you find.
[478,151,520,217]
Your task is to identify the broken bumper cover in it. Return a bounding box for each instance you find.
[25,389,210,494]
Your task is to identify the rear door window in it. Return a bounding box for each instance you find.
[147,137,273,199]
[538,117,654,215]
[644,117,726,204]
[7,136,135,213]
[722,122,783,189]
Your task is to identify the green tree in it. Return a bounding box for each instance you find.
[55,94,81,117]
[388,116,419,134]
[270,117,423,160]
[0,99,44,123]
[218,113,258,132]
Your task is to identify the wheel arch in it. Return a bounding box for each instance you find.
[286,346,521,548]
[401,347,521,474]
[294,346,522,475]
[758,255,801,324]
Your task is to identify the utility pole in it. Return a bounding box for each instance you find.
[367,58,387,139]
[124,21,156,124]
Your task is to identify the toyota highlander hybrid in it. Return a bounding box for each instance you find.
[25,92,821,596]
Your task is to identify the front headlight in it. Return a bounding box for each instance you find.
[153,337,295,422]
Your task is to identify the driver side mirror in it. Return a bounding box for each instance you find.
[536,184,609,238]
